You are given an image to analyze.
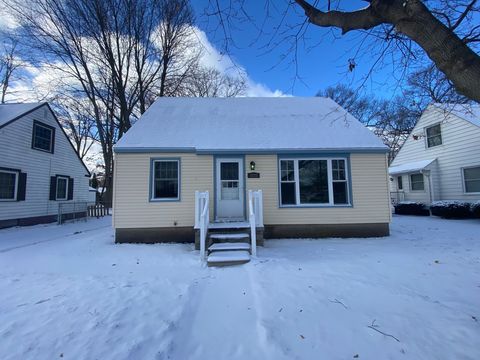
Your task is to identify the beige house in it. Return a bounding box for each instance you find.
[389,103,480,205]
[113,97,391,265]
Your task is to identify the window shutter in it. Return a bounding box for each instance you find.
[17,172,27,201]
[68,178,74,200]
[50,176,57,200]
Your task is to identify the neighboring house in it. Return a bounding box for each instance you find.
[88,187,98,203]
[113,97,391,258]
[389,103,480,204]
[0,103,90,229]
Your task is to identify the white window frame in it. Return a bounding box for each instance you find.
[0,169,19,201]
[409,173,425,192]
[425,123,442,149]
[150,159,180,201]
[462,165,480,194]
[278,157,350,207]
[56,176,69,201]
[32,122,54,153]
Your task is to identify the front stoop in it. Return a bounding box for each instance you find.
[194,225,264,250]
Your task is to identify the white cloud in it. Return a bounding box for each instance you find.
[192,27,285,97]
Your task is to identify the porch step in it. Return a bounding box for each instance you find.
[208,242,251,252]
[207,250,250,267]
[209,233,250,240]
[208,221,250,230]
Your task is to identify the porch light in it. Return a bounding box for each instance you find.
[250,161,256,171]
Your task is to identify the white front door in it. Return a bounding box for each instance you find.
[215,158,245,220]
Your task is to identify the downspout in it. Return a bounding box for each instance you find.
[421,170,434,204]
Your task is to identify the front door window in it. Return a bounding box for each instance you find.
[221,162,239,200]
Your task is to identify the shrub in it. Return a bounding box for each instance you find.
[394,202,430,216]
[430,201,472,219]
[471,202,480,219]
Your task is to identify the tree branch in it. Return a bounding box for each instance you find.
[294,0,385,35]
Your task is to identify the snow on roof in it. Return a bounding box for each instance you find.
[432,103,480,128]
[389,159,436,175]
[115,97,386,152]
[0,103,44,127]
[89,187,98,192]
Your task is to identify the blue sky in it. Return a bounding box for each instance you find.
[192,1,398,97]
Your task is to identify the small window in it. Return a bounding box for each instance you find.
[0,170,18,201]
[32,121,55,153]
[426,124,442,148]
[410,173,424,191]
[152,160,179,200]
[56,176,68,200]
[280,160,296,205]
[463,166,480,193]
[397,176,403,190]
[332,159,348,204]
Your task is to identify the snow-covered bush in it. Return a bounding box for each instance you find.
[394,202,430,216]
[430,201,472,219]
[471,202,480,218]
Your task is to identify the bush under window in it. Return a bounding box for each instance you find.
[430,201,472,219]
[394,202,430,216]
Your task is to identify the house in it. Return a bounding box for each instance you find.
[389,103,480,204]
[112,97,391,264]
[0,103,90,229]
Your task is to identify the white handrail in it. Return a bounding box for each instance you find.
[195,191,209,260]
[248,190,263,257]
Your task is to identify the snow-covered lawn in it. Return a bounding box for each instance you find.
[0,216,479,360]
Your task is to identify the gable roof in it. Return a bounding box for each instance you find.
[431,103,480,128]
[0,102,90,176]
[0,103,45,128]
[115,97,386,153]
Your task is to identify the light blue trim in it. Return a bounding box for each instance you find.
[149,157,181,202]
[276,154,354,209]
[115,147,388,154]
[213,155,246,221]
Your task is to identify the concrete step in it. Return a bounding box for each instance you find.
[209,233,250,240]
[208,242,251,252]
[207,250,250,267]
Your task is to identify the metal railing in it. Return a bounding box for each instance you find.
[58,201,89,225]
[390,191,405,206]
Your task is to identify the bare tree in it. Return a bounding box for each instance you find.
[6,0,197,204]
[181,67,246,97]
[0,38,21,103]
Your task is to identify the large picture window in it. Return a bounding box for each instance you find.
[32,121,55,153]
[463,166,480,193]
[426,124,442,148]
[279,158,349,206]
[152,159,180,200]
[0,170,18,201]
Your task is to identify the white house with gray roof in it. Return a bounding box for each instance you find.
[113,97,391,266]
[0,103,90,228]
[389,103,480,205]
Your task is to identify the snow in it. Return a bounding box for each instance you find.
[209,233,250,239]
[0,103,44,127]
[0,216,479,359]
[389,159,436,175]
[209,242,251,251]
[115,97,387,152]
[432,103,480,128]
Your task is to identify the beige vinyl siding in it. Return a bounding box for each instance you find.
[391,106,480,202]
[113,153,214,228]
[246,153,391,225]
[0,105,89,221]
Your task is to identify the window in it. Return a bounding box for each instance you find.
[410,173,424,191]
[0,170,18,201]
[32,121,55,153]
[56,176,68,200]
[220,162,239,200]
[279,158,349,206]
[426,124,442,148]
[152,159,180,200]
[397,176,403,190]
[463,166,480,193]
